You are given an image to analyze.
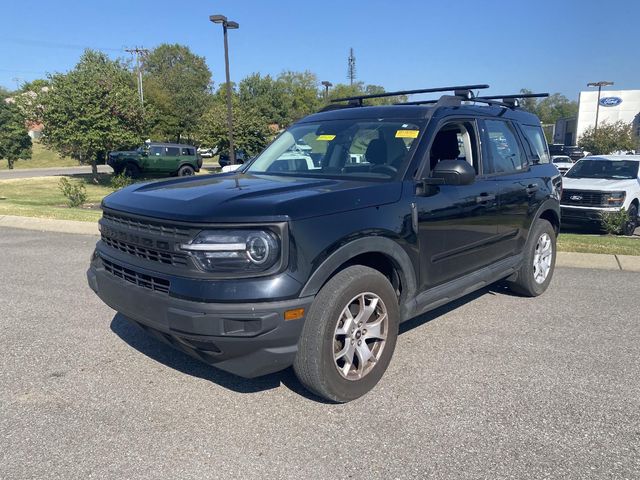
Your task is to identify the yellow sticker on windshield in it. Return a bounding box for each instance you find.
[395,129,419,139]
[316,134,336,141]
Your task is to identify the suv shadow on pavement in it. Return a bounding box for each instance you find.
[109,285,498,402]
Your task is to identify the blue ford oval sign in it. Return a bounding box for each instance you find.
[599,96,623,107]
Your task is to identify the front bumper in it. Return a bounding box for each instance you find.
[560,205,621,223]
[87,255,313,378]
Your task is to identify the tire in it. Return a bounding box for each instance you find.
[623,203,638,236]
[123,163,140,178]
[506,219,556,297]
[178,164,195,177]
[293,265,399,403]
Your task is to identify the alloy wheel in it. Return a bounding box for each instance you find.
[333,292,388,380]
[533,232,553,284]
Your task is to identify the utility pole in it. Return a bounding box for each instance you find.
[587,80,614,137]
[347,48,356,86]
[125,47,149,107]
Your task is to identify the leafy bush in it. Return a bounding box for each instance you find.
[599,208,629,235]
[110,171,133,190]
[58,177,87,208]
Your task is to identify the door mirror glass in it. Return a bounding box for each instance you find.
[431,160,476,185]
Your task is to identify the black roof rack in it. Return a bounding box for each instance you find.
[475,93,549,107]
[330,84,490,107]
[397,92,549,109]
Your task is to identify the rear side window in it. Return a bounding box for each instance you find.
[484,120,527,174]
[521,125,550,163]
[181,147,195,156]
[165,147,180,156]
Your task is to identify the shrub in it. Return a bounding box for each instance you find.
[110,171,133,190]
[599,208,628,235]
[58,177,87,208]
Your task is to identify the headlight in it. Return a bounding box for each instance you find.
[180,230,280,273]
[605,192,626,206]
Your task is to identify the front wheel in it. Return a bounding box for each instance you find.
[294,265,399,403]
[506,219,556,297]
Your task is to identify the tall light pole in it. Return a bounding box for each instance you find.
[210,14,239,165]
[587,81,614,137]
[321,80,333,100]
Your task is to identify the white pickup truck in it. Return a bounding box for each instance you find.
[560,155,640,234]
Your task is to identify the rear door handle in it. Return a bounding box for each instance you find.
[526,184,539,195]
[475,193,496,204]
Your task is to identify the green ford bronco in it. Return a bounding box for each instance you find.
[107,142,202,177]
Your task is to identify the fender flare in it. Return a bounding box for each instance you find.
[528,197,561,244]
[299,236,418,306]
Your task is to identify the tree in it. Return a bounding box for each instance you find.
[578,121,636,155]
[41,49,145,176]
[0,101,32,169]
[277,71,322,124]
[198,99,271,157]
[0,86,12,100]
[142,44,212,142]
[238,73,288,126]
[329,82,407,105]
[519,89,578,125]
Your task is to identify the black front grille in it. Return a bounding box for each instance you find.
[102,212,191,239]
[561,189,607,207]
[101,234,188,267]
[102,257,170,294]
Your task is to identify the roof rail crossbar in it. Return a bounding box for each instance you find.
[330,84,490,106]
[476,93,549,107]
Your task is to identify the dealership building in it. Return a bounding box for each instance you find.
[554,89,640,146]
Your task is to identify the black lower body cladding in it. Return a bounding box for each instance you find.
[87,254,314,378]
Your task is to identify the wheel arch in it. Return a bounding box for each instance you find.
[532,198,561,236]
[299,237,417,320]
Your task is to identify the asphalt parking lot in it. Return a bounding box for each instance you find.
[1,227,639,480]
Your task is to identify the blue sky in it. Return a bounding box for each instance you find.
[1,0,638,101]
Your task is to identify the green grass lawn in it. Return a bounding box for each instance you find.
[0,175,112,222]
[558,233,640,256]
[0,141,78,170]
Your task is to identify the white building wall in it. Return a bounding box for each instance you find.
[576,89,640,142]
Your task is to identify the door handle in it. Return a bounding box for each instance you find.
[526,184,539,195]
[475,193,496,204]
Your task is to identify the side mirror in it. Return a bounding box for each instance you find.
[430,160,476,185]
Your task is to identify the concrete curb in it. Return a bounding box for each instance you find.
[1,215,639,272]
[0,215,98,235]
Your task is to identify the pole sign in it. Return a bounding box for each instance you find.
[599,97,623,107]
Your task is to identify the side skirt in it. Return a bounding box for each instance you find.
[402,254,523,322]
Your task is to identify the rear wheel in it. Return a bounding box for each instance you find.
[178,164,195,177]
[623,203,638,236]
[294,265,399,403]
[506,219,556,297]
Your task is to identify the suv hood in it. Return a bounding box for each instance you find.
[562,177,638,191]
[102,172,402,223]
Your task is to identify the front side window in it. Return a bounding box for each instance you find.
[565,160,639,180]
[246,119,423,180]
[149,146,163,156]
[484,120,527,174]
[521,124,550,163]
[428,121,479,173]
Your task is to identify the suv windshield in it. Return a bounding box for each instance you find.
[245,119,423,180]
[565,159,639,180]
